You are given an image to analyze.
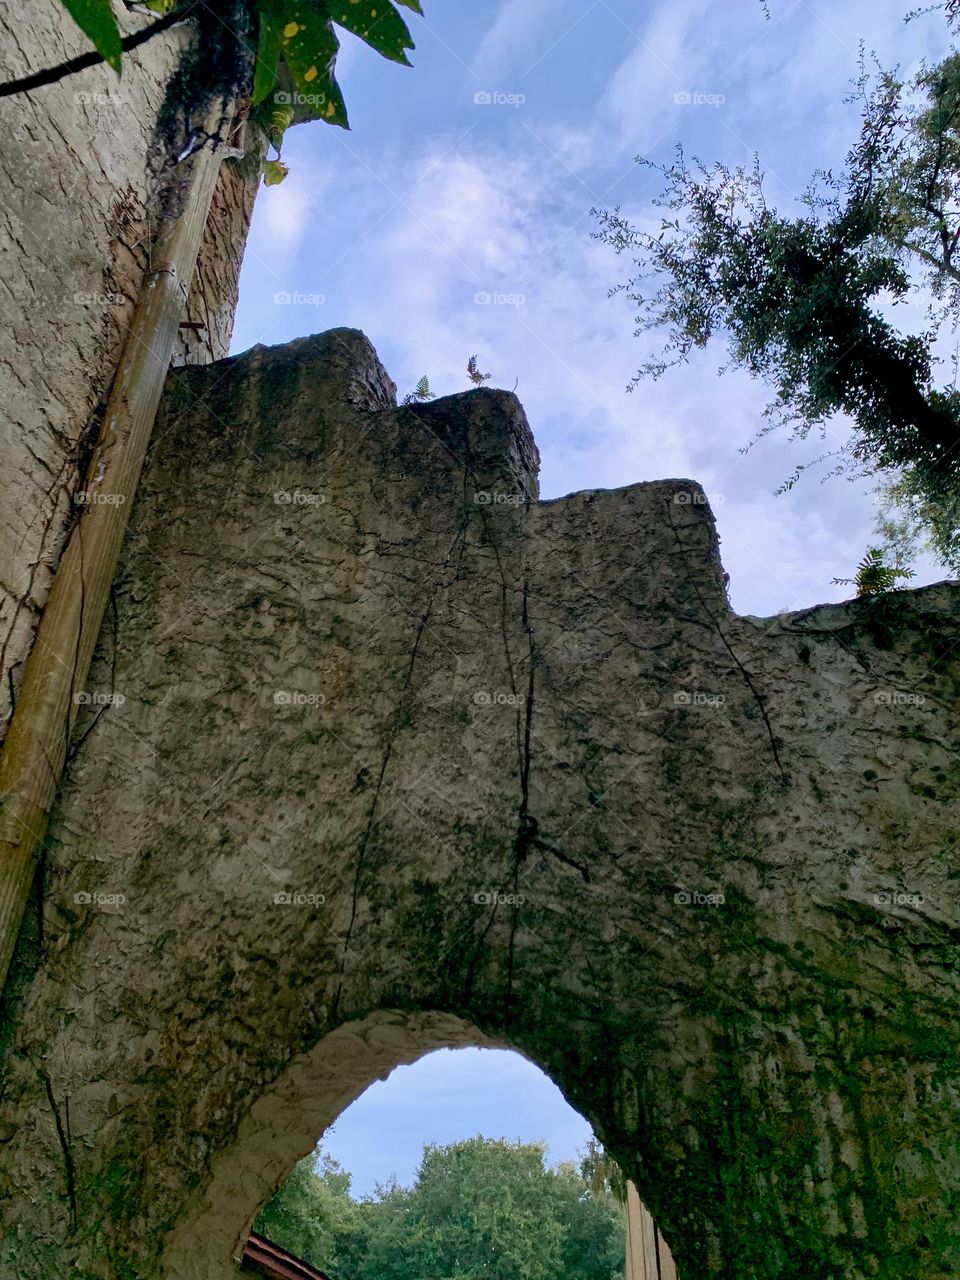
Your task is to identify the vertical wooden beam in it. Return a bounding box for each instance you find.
[0,110,231,992]
[657,1226,679,1280]
[625,1180,649,1279]
[640,1195,660,1278]
[624,1180,681,1280]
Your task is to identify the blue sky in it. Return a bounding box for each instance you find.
[230,0,954,1190]
[321,1048,592,1198]
[231,0,953,617]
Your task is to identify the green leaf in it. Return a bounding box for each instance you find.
[325,0,415,65]
[61,0,122,73]
[279,2,349,127]
[252,0,285,104]
[394,0,423,12]
[263,158,290,185]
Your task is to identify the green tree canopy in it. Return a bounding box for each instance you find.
[594,5,960,578]
[256,1136,625,1280]
[253,1149,361,1273]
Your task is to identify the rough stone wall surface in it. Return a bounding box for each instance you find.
[0,330,957,1280]
[0,0,259,733]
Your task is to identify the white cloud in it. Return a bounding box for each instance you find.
[233,0,956,617]
[258,179,309,257]
[472,0,557,83]
[599,0,723,155]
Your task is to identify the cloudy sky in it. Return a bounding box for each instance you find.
[321,1047,592,1197]
[229,0,954,1194]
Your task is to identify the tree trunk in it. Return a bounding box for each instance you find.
[0,105,231,993]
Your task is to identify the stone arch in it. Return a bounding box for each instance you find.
[165,1011,554,1278]
[0,329,957,1280]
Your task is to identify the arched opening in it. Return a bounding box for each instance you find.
[162,1010,676,1280]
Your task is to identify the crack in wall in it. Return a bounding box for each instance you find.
[666,500,789,784]
[331,521,469,1019]
[40,1069,76,1234]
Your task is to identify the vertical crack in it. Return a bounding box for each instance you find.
[505,573,537,1024]
[331,522,468,1020]
[41,1070,77,1233]
[666,501,788,784]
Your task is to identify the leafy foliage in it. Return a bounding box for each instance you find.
[262,157,290,185]
[256,1137,624,1280]
[337,1137,624,1280]
[467,355,491,386]
[402,374,434,404]
[324,0,417,64]
[60,0,123,71]
[832,547,916,596]
[874,468,960,571]
[248,0,419,178]
[579,1136,628,1206]
[253,1149,361,1273]
[593,25,960,575]
[52,0,420,146]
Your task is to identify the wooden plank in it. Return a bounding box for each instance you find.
[657,1226,679,1280]
[640,1196,660,1279]
[0,104,230,991]
[624,1181,648,1280]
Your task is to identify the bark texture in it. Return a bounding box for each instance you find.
[0,0,259,734]
[0,329,957,1280]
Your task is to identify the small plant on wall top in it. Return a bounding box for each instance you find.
[833,548,916,597]
[467,355,491,386]
[402,375,434,405]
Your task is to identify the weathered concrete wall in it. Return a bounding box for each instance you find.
[0,0,259,733]
[0,330,957,1280]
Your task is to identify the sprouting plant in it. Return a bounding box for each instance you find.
[252,100,294,185]
[467,355,490,386]
[833,548,916,597]
[402,375,433,405]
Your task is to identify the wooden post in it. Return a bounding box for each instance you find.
[625,1181,647,1280]
[624,1181,679,1280]
[0,107,232,993]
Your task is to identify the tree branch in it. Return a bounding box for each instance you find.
[0,4,197,99]
[904,236,960,283]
